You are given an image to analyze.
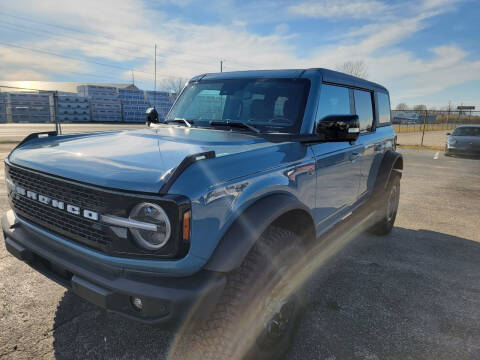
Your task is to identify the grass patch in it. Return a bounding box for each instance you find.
[0,140,20,144]
[397,144,444,151]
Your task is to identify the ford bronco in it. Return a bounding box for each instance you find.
[2,68,402,359]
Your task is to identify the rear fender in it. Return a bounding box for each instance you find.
[373,150,403,195]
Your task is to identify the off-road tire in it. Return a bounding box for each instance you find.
[177,227,305,360]
[369,172,400,236]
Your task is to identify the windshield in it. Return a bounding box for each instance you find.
[166,78,310,133]
[452,127,480,136]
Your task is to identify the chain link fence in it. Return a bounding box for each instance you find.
[392,109,479,148]
[392,109,480,133]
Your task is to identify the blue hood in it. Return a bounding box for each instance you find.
[8,127,274,193]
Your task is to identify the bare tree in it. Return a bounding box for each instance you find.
[413,104,427,111]
[395,103,409,111]
[336,61,368,79]
[160,77,189,95]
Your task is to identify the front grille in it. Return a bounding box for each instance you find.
[6,164,111,251]
[12,195,108,246]
[8,165,105,209]
[5,162,190,259]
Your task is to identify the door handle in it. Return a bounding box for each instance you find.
[350,152,361,162]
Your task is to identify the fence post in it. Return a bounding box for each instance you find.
[420,109,427,147]
[53,91,62,134]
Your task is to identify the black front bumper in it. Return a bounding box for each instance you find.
[2,210,226,329]
[445,147,480,156]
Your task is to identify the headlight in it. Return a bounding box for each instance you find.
[447,138,456,145]
[129,202,171,250]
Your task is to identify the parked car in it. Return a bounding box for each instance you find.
[2,68,402,359]
[445,125,480,156]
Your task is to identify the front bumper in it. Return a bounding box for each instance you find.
[445,146,480,156]
[2,210,226,328]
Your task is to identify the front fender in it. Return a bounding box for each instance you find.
[204,193,312,272]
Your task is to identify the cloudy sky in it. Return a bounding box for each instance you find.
[0,0,479,108]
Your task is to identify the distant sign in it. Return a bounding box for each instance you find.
[457,106,475,110]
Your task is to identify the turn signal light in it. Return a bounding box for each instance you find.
[183,210,191,242]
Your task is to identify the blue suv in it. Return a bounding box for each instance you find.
[2,68,402,359]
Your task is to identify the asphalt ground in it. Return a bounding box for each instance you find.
[0,144,479,359]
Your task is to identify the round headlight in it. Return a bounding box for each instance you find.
[447,137,456,145]
[129,203,171,250]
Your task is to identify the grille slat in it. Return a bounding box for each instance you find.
[7,165,111,251]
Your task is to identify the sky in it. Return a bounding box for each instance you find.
[0,0,479,109]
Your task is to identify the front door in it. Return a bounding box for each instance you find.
[311,83,362,231]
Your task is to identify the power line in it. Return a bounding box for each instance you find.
[0,19,138,53]
[0,22,144,60]
[0,11,255,68]
[0,21,218,68]
[0,40,152,74]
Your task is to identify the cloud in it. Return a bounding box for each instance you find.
[0,0,476,108]
[1,69,48,81]
[288,0,390,19]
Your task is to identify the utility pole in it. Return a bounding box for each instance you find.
[446,100,451,129]
[154,44,157,93]
[154,43,157,108]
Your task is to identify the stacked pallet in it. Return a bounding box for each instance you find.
[77,85,122,122]
[145,91,175,121]
[56,94,90,122]
[6,92,53,123]
[118,88,150,123]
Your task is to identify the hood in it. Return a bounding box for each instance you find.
[8,127,275,193]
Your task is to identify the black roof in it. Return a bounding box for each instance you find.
[192,68,388,93]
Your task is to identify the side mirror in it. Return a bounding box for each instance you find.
[317,115,360,142]
[146,107,159,126]
[446,132,451,135]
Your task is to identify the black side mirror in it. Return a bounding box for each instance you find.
[446,132,451,135]
[146,107,159,126]
[317,115,360,142]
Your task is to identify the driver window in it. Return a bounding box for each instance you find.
[316,84,351,122]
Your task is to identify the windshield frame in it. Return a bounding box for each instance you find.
[165,77,311,135]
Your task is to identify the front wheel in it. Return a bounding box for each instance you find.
[175,227,305,360]
[369,172,400,235]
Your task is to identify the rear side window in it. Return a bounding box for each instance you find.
[316,84,351,122]
[353,89,374,132]
[377,92,391,125]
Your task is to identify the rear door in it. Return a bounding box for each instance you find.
[310,83,363,231]
[352,89,377,198]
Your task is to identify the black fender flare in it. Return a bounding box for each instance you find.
[373,150,403,195]
[204,194,313,273]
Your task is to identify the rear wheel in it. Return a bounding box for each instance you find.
[174,227,304,360]
[369,172,400,235]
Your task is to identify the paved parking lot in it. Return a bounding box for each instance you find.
[1,143,479,359]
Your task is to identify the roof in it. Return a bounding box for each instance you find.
[456,124,480,128]
[194,68,388,93]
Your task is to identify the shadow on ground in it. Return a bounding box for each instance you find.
[52,227,480,360]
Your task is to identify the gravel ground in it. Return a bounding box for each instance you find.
[1,144,479,359]
[396,130,447,148]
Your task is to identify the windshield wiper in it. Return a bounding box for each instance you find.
[210,121,260,133]
[166,118,192,127]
